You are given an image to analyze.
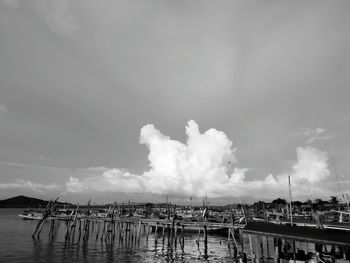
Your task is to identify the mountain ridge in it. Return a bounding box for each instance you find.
[0,195,61,208]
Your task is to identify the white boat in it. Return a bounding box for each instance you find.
[19,210,43,220]
[54,209,75,220]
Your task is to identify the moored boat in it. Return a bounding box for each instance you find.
[149,221,229,235]
[19,210,43,220]
[243,221,350,263]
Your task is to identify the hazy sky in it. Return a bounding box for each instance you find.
[0,0,349,204]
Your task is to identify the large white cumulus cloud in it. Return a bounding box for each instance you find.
[138,120,236,197]
[292,146,330,184]
[66,120,332,199]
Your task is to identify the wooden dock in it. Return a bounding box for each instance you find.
[31,200,246,260]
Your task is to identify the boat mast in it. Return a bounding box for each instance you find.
[332,157,344,206]
[288,175,293,225]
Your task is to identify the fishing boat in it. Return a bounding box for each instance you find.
[322,210,350,231]
[19,210,43,220]
[149,220,229,235]
[54,209,75,220]
[243,221,350,263]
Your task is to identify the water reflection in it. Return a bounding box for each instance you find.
[1,209,237,263]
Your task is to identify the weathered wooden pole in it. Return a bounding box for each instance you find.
[266,236,270,260]
[249,234,254,262]
[239,228,244,251]
[259,236,264,262]
[170,204,176,245]
[137,221,141,245]
[174,223,178,250]
[228,228,231,249]
[181,224,185,252]
[196,227,201,248]
[167,224,171,247]
[255,236,260,263]
[162,224,165,244]
[146,223,150,243]
[274,238,280,263]
[33,198,59,238]
[154,222,158,247]
[203,224,208,257]
[95,220,99,241]
[101,220,106,242]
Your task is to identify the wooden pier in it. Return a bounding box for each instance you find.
[31,200,246,260]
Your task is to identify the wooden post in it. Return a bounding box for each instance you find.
[146,223,149,243]
[101,220,106,242]
[181,224,185,252]
[228,228,231,250]
[274,238,280,263]
[154,222,158,247]
[171,204,176,244]
[94,220,98,241]
[204,224,208,257]
[239,228,244,251]
[167,224,171,247]
[265,236,270,260]
[137,221,141,245]
[197,227,201,249]
[249,234,254,262]
[176,223,179,250]
[255,236,260,263]
[162,224,165,244]
[260,236,264,262]
[292,241,296,262]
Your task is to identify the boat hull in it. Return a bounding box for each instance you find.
[19,214,42,220]
[150,224,228,236]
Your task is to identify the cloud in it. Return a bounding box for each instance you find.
[67,120,238,198]
[293,128,342,144]
[65,120,333,200]
[0,179,62,194]
[306,134,343,144]
[291,146,330,184]
[293,127,325,138]
[35,0,80,35]
[274,146,332,198]
[66,169,144,194]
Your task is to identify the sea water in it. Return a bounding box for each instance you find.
[0,209,239,262]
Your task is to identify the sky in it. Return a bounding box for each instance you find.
[0,0,349,205]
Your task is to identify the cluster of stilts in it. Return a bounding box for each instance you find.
[32,197,59,239]
[34,202,149,250]
[32,199,245,261]
[152,205,187,254]
[228,227,244,261]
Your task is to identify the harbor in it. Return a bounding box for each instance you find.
[13,196,350,263]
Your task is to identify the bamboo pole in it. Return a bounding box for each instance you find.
[154,222,158,247]
[137,221,141,245]
[249,234,254,262]
[181,225,184,252]
[171,204,176,245]
[204,224,208,257]
[255,236,260,263]
[174,223,178,250]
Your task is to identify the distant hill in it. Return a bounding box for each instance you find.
[0,195,65,208]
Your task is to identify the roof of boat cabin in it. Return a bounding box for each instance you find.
[243,222,350,247]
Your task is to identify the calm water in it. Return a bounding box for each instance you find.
[0,209,239,262]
